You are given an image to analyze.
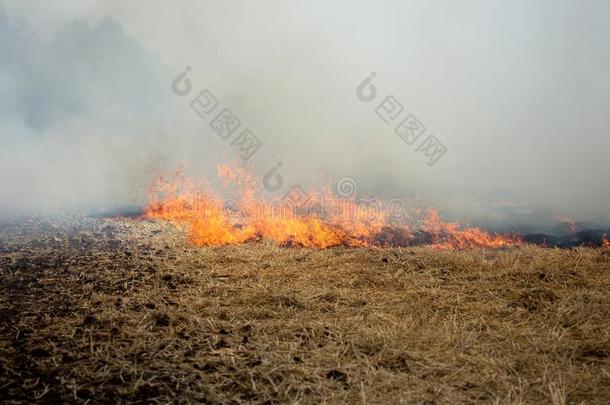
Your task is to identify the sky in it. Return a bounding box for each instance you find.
[0,0,609,225]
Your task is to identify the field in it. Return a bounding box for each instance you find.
[1,216,609,404]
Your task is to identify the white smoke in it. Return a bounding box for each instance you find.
[1,0,609,226]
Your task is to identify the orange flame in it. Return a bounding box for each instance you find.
[145,165,521,250]
[422,209,520,250]
[603,234,610,249]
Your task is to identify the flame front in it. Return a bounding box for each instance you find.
[145,166,521,249]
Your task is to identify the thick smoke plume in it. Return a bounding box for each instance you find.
[1,1,609,229]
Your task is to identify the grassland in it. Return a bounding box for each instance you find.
[1,217,609,403]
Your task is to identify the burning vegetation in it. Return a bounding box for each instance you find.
[0,168,608,403]
[1,216,610,403]
[145,165,521,250]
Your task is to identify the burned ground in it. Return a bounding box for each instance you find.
[0,217,609,403]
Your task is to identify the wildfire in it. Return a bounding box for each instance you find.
[553,214,577,233]
[603,234,610,250]
[422,209,519,250]
[145,165,521,249]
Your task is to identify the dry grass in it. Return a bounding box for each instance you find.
[1,216,609,403]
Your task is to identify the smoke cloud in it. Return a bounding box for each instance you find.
[1,0,609,227]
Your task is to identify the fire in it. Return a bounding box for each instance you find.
[422,209,519,250]
[603,234,610,249]
[553,214,577,233]
[145,165,521,249]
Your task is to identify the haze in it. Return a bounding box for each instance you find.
[1,0,608,226]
